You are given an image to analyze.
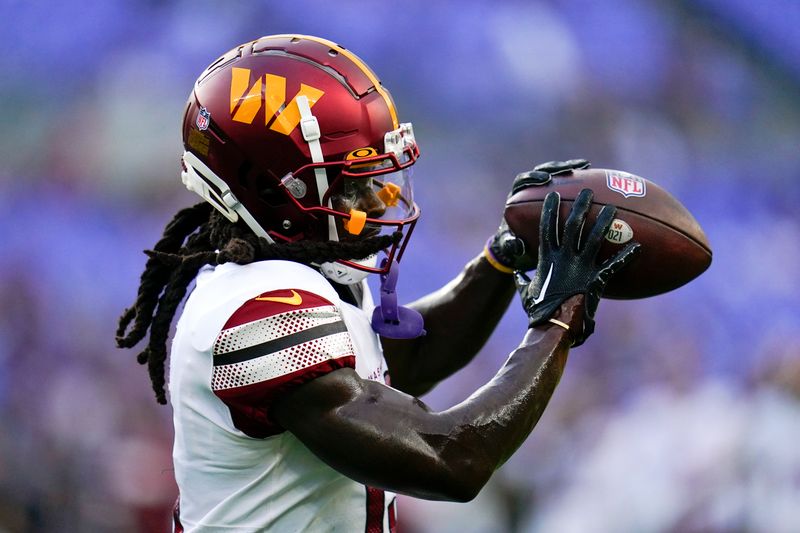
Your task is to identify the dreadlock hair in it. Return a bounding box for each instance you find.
[116,203,402,405]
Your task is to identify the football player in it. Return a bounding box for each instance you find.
[117,34,638,532]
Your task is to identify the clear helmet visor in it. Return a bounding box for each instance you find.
[330,167,416,241]
[317,123,420,281]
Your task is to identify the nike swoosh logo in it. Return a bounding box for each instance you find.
[255,290,303,306]
[531,264,554,305]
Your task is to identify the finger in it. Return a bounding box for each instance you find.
[534,159,591,175]
[598,242,641,281]
[563,188,593,252]
[500,234,526,259]
[539,191,561,254]
[511,170,552,195]
[565,158,591,170]
[582,204,618,257]
[533,160,562,173]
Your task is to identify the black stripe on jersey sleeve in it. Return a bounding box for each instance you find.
[213,321,349,366]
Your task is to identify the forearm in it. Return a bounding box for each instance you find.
[382,254,516,395]
[439,323,571,473]
[422,296,579,495]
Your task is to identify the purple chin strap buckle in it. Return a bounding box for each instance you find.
[371,258,426,339]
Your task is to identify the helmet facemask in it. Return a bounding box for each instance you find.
[279,122,420,282]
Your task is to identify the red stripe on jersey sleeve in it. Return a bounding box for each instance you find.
[365,486,385,533]
[388,497,397,532]
[223,289,335,329]
[214,355,355,438]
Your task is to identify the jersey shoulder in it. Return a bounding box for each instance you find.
[195,260,340,307]
[182,260,357,438]
[182,260,341,353]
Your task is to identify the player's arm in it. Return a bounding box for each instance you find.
[274,296,580,501]
[274,190,639,501]
[382,160,591,396]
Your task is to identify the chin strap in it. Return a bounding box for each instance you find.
[319,254,375,285]
[296,95,338,243]
[298,94,376,284]
[371,258,426,339]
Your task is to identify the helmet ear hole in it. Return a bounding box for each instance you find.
[259,187,288,208]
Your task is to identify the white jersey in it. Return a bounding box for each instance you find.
[169,260,396,532]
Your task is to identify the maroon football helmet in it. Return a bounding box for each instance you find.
[180,34,420,281]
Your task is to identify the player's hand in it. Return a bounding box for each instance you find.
[514,189,640,346]
[486,159,593,273]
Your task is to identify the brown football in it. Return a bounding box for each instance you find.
[504,168,712,299]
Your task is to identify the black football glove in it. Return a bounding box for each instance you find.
[487,159,592,272]
[532,158,591,176]
[514,188,640,346]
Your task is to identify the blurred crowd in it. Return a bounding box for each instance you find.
[1,1,798,531]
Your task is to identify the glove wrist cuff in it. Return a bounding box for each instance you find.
[482,240,515,274]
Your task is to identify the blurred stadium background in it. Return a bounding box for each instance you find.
[1,0,799,531]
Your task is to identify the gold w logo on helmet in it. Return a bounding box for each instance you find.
[229,67,325,135]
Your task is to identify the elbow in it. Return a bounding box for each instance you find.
[437,457,493,503]
[421,421,496,502]
[446,483,483,504]
[404,449,490,502]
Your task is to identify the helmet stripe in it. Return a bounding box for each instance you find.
[264,34,399,129]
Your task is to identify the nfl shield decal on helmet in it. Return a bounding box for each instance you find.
[196,107,211,131]
[606,170,646,198]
